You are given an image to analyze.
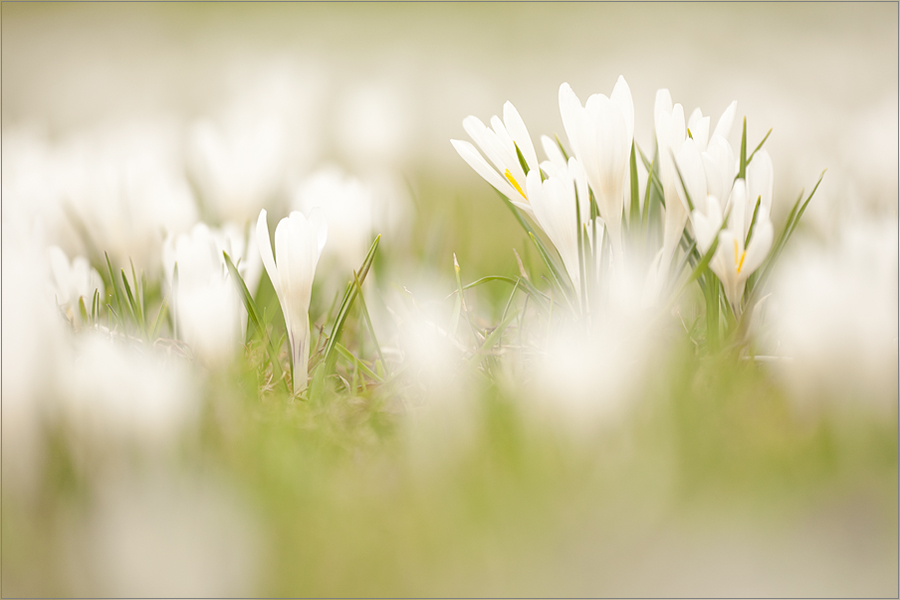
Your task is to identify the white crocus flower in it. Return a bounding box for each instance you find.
[558,76,634,260]
[257,208,327,394]
[47,246,104,324]
[674,134,736,218]
[656,89,737,272]
[451,101,540,216]
[525,157,592,295]
[692,180,773,312]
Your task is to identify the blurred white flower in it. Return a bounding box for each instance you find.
[162,223,258,366]
[56,121,198,275]
[60,333,199,446]
[768,217,898,410]
[189,111,288,224]
[257,208,327,393]
[291,166,375,276]
[47,245,104,325]
[692,180,773,312]
[336,80,414,168]
[451,101,539,216]
[558,76,634,259]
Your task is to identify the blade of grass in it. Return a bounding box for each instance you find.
[223,251,286,391]
[628,141,641,226]
[353,269,390,377]
[747,128,772,165]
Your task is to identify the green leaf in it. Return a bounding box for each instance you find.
[747,128,772,165]
[629,141,641,226]
[744,196,762,247]
[335,343,383,383]
[150,293,169,341]
[78,296,89,325]
[514,142,530,176]
[670,153,695,212]
[737,117,748,179]
[321,234,381,374]
[555,134,569,161]
[637,146,666,207]
[748,170,825,301]
[495,190,574,306]
[353,269,390,377]
[223,251,286,391]
[453,253,481,347]
[104,252,125,327]
[470,309,520,367]
[575,182,587,313]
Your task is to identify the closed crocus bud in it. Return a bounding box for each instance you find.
[257,208,327,394]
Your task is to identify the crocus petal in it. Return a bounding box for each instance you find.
[712,101,738,140]
[741,207,774,276]
[503,101,539,171]
[541,135,567,169]
[610,75,634,146]
[256,209,280,298]
[450,139,520,202]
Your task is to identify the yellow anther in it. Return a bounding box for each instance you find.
[504,169,527,199]
[733,238,747,274]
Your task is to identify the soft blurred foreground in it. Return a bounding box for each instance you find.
[2,2,898,597]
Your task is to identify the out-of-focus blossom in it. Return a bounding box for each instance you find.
[2,221,69,496]
[558,77,634,259]
[769,218,898,410]
[47,246,104,325]
[291,166,375,276]
[161,223,257,366]
[336,79,414,169]
[257,208,327,393]
[59,333,199,447]
[5,121,198,276]
[189,111,288,224]
[451,101,539,216]
[692,180,773,312]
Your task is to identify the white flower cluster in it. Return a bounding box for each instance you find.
[452,76,776,316]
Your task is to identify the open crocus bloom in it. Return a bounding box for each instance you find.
[558,76,634,259]
[692,180,774,312]
[257,208,327,393]
[451,101,539,216]
[655,89,737,272]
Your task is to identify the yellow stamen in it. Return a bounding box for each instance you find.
[733,238,747,274]
[504,169,527,200]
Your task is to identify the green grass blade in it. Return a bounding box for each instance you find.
[629,141,641,227]
[514,142,530,175]
[150,293,169,341]
[747,128,772,165]
[321,235,381,372]
[470,309,520,367]
[353,269,390,377]
[670,154,695,212]
[336,343,383,383]
[223,251,286,390]
[737,117,748,179]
